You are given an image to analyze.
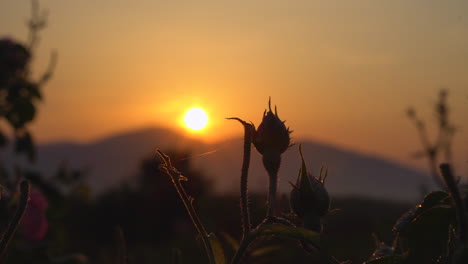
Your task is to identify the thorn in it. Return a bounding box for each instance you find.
[179,175,188,181]
[268,97,272,112]
[156,150,171,166]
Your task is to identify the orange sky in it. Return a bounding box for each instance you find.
[1,0,468,174]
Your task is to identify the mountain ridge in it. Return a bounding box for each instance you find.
[18,127,435,201]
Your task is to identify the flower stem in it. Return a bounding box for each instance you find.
[157,151,215,264]
[262,151,281,218]
[227,117,253,237]
[0,180,30,261]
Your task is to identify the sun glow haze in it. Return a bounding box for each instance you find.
[1,0,467,176]
[184,108,208,131]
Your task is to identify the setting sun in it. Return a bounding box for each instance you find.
[184,108,208,131]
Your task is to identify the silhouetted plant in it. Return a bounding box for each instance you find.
[0,0,56,162]
[160,96,467,264]
[0,2,92,263]
[0,0,52,261]
[407,89,456,188]
[159,100,341,264]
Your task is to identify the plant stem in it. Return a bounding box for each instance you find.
[157,151,215,264]
[409,115,445,189]
[262,151,281,218]
[440,164,467,244]
[428,153,444,189]
[231,231,255,264]
[227,117,253,237]
[0,180,30,262]
[231,219,274,264]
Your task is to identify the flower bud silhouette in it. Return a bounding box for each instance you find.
[253,99,290,156]
[290,145,330,232]
[253,98,291,218]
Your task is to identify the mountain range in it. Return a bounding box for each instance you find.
[5,127,436,202]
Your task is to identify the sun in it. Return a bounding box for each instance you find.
[184,108,208,131]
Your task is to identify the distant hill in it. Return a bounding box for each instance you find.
[196,138,436,202]
[11,127,436,201]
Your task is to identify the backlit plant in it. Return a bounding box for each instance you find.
[159,95,467,264]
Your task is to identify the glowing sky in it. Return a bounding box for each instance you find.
[1,0,467,173]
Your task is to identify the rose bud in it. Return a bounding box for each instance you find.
[253,99,291,157]
[21,188,48,241]
[253,98,291,217]
[290,145,330,232]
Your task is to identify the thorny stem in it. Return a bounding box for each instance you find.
[267,173,278,218]
[226,117,253,237]
[440,164,467,244]
[157,151,215,264]
[408,91,457,189]
[428,154,444,189]
[0,181,30,262]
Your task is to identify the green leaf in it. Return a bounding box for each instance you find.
[393,191,451,234]
[208,233,226,264]
[365,255,404,264]
[402,206,455,263]
[256,224,320,248]
[420,191,450,210]
[219,232,239,251]
[410,206,454,235]
[250,245,281,258]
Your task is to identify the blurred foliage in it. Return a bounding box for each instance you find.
[0,0,56,162]
[0,1,87,263]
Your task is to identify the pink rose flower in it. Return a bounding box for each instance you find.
[21,188,48,241]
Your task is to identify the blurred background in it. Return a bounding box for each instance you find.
[0,0,467,263]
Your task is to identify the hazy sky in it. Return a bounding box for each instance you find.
[1,0,467,173]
